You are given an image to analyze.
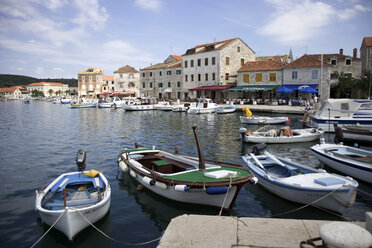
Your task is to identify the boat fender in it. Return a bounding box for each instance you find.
[174,185,190,192]
[155,181,167,190]
[118,161,128,172]
[206,186,228,195]
[129,170,136,178]
[320,137,325,144]
[143,176,155,186]
[249,177,258,185]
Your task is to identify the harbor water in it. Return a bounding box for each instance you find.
[0,100,371,248]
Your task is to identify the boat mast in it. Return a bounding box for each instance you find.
[192,126,206,172]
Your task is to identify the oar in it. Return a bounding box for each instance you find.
[263,151,297,175]
[41,177,69,207]
[94,177,102,202]
[249,153,267,173]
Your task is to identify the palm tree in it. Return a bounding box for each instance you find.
[48,89,54,96]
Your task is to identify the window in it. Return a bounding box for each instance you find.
[158,83,163,88]
[205,73,208,81]
[142,72,145,77]
[142,82,146,88]
[226,57,230,65]
[191,60,194,67]
[150,82,153,88]
[191,75,194,81]
[82,76,85,81]
[212,57,216,65]
[159,71,162,76]
[330,73,336,79]
[82,84,86,89]
[197,59,201,66]
[184,61,188,68]
[225,73,229,80]
[346,59,351,65]
[331,59,337,65]
[128,82,135,87]
[292,71,298,79]
[312,70,318,79]
[237,46,240,52]
[119,82,123,88]
[255,73,262,82]
[167,71,171,75]
[111,86,114,90]
[168,82,171,87]
[212,73,215,80]
[120,74,123,78]
[269,73,277,82]
[185,75,188,82]
[96,76,99,81]
[177,81,181,87]
[89,76,92,81]
[241,59,245,66]
[177,92,181,99]
[150,72,152,77]
[205,58,208,66]
[129,74,134,78]
[198,74,201,81]
[243,74,250,83]
[176,70,181,75]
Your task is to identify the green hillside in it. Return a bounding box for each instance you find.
[0,74,78,88]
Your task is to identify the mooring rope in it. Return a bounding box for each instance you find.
[75,209,162,246]
[30,210,65,248]
[357,188,372,198]
[219,177,233,216]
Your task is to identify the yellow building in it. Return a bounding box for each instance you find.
[78,68,104,98]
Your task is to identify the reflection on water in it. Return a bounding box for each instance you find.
[0,100,371,248]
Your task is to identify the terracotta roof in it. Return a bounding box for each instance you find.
[171,55,182,61]
[238,59,283,72]
[0,87,19,93]
[79,68,104,74]
[103,76,114,81]
[256,55,288,62]
[114,65,139,73]
[141,60,181,71]
[363,37,372,47]
[182,38,240,56]
[286,54,331,68]
[28,82,63,86]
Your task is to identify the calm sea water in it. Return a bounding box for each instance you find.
[0,100,371,248]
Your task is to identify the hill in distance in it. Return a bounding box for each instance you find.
[0,74,78,88]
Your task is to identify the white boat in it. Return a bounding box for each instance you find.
[308,99,372,132]
[117,127,257,210]
[112,97,124,108]
[97,99,113,108]
[216,105,237,114]
[310,143,372,184]
[187,98,219,114]
[341,125,372,144]
[61,97,72,104]
[124,97,157,111]
[242,149,358,213]
[239,128,324,143]
[240,107,288,124]
[35,150,111,240]
[172,103,194,112]
[70,98,97,108]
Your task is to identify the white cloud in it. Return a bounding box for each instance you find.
[72,0,109,30]
[135,0,162,11]
[35,67,44,75]
[43,0,67,11]
[53,67,64,71]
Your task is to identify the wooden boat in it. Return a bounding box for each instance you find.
[242,148,358,213]
[341,125,372,144]
[239,128,324,144]
[311,143,372,184]
[240,107,288,124]
[117,127,256,210]
[35,150,111,240]
[216,105,237,114]
[187,98,219,114]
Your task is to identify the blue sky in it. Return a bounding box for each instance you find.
[0,0,371,79]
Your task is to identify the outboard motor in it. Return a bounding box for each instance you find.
[252,143,267,155]
[76,149,87,172]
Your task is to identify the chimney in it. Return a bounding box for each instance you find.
[353,48,357,58]
[339,48,343,55]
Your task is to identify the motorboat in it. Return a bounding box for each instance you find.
[242,147,358,213]
[97,99,113,108]
[308,99,372,132]
[35,150,111,240]
[341,125,372,144]
[155,101,173,111]
[117,126,256,210]
[112,97,124,108]
[240,107,288,124]
[239,128,324,144]
[216,105,237,114]
[172,103,194,112]
[311,143,372,184]
[70,98,97,108]
[124,97,157,111]
[187,98,219,114]
[61,97,72,104]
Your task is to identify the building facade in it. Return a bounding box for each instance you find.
[182,38,255,100]
[140,55,183,99]
[114,65,140,97]
[77,68,104,98]
[0,86,25,99]
[27,82,69,97]
[102,76,114,93]
[360,37,372,73]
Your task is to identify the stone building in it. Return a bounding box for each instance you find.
[0,86,25,99]
[77,68,104,98]
[27,82,69,97]
[182,38,255,100]
[140,55,183,99]
[102,76,114,93]
[360,37,372,73]
[114,65,140,97]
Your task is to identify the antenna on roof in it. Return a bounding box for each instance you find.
[214,37,216,42]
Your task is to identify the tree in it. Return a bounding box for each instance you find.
[48,89,54,96]
[331,71,369,98]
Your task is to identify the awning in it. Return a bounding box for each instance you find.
[163,88,172,93]
[189,85,234,91]
[123,90,135,95]
[282,84,318,90]
[229,85,277,92]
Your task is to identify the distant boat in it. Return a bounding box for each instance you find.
[187,98,219,114]
[240,107,288,124]
[35,150,111,240]
[341,125,372,144]
[311,143,372,184]
[216,105,237,114]
[70,99,97,108]
[242,148,358,213]
[60,97,72,104]
[24,100,30,104]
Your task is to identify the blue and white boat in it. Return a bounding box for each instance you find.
[242,149,358,213]
[308,99,372,132]
[216,105,237,114]
[311,143,372,184]
[70,98,97,108]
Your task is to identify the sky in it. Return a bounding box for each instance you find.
[0,0,371,79]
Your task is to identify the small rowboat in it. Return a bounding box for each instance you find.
[35,150,111,240]
[239,128,324,143]
[216,105,237,114]
[117,127,256,210]
[242,148,358,213]
[240,116,288,124]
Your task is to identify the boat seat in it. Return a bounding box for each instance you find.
[266,165,291,178]
[44,199,99,210]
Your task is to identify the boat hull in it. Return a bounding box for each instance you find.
[240,116,288,124]
[216,106,237,114]
[70,103,97,108]
[342,126,372,143]
[124,105,156,111]
[243,129,324,143]
[187,107,216,114]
